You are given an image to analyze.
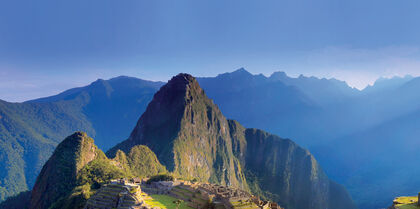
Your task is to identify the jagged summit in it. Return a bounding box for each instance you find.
[108,73,248,189]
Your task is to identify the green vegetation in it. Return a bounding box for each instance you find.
[393,196,420,209]
[145,195,193,209]
[77,158,126,187]
[173,199,184,209]
[0,100,94,201]
[126,145,167,177]
[147,174,175,183]
[29,132,140,209]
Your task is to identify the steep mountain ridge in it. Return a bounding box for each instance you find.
[108,73,357,209]
[109,74,248,190]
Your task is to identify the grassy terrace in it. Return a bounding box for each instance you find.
[394,196,420,209]
[171,187,208,204]
[144,194,194,209]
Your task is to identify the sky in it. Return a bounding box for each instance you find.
[1,0,420,102]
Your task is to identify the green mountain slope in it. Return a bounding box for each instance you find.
[29,132,104,209]
[0,100,94,201]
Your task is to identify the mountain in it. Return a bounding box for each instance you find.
[30,132,104,209]
[108,73,357,209]
[27,132,166,209]
[0,77,162,201]
[0,69,359,204]
[240,127,355,209]
[4,68,416,209]
[197,69,322,146]
[108,73,248,189]
[269,71,360,105]
[0,100,94,201]
[362,75,413,94]
[29,76,164,150]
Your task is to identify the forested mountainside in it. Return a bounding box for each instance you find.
[0,99,94,201]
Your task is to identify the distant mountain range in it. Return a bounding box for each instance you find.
[0,76,162,201]
[0,68,418,209]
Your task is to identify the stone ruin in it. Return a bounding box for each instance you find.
[84,179,143,209]
[84,177,283,209]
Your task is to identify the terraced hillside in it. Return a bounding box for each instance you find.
[85,183,143,209]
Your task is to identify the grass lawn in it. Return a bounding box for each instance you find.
[394,196,420,209]
[144,194,194,209]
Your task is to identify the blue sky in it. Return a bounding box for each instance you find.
[1,0,420,102]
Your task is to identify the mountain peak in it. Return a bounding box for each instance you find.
[232,67,250,74]
[215,68,253,79]
[269,71,288,80]
[108,73,249,189]
[167,73,198,88]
